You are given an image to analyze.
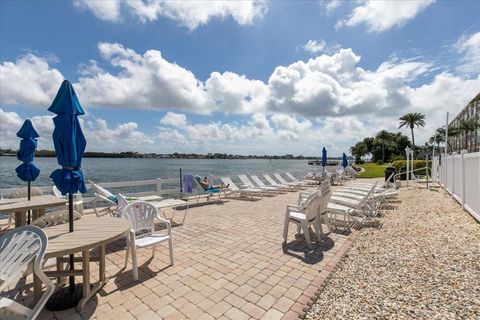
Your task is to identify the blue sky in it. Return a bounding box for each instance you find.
[1,0,479,156]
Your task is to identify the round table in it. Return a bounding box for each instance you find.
[34,217,130,310]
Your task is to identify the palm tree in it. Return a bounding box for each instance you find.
[375,130,391,162]
[428,130,445,153]
[456,118,480,151]
[398,112,426,151]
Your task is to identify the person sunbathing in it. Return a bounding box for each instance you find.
[200,177,229,190]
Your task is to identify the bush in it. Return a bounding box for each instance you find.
[391,160,432,175]
[392,155,404,161]
[376,160,384,165]
[355,159,365,164]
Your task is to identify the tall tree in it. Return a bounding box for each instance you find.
[398,112,426,151]
[350,142,367,161]
[375,130,391,162]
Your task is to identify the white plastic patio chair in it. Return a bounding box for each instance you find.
[283,190,327,248]
[250,175,288,193]
[52,186,84,215]
[238,175,279,195]
[123,201,174,281]
[220,177,263,200]
[5,187,43,229]
[0,226,55,320]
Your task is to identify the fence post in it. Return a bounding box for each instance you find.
[451,153,455,195]
[156,178,162,196]
[461,150,466,209]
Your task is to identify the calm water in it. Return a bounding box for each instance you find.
[0,157,331,190]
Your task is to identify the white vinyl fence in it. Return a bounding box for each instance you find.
[432,151,480,222]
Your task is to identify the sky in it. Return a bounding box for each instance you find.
[1,0,479,156]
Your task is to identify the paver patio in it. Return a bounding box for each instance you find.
[5,184,357,320]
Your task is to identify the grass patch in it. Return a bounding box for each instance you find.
[357,163,389,178]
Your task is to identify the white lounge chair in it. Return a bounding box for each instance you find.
[89,180,118,217]
[123,201,174,281]
[274,173,306,190]
[263,174,297,191]
[238,175,279,195]
[285,172,318,186]
[220,177,263,200]
[52,186,84,215]
[0,226,55,320]
[250,175,288,193]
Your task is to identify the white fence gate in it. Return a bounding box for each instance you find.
[432,151,480,222]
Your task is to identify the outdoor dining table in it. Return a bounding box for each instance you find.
[33,217,130,310]
[0,195,68,227]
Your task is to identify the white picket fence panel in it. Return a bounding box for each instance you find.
[432,151,480,222]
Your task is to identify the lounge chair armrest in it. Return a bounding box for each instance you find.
[286,204,302,211]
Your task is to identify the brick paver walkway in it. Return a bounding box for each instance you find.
[13,186,354,320]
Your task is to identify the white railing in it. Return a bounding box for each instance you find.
[0,178,181,203]
[432,151,480,222]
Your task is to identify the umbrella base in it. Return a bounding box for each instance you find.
[45,284,92,311]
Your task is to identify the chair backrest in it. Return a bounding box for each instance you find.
[263,175,278,185]
[303,190,322,221]
[123,201,157,234]
[273,173,288,184]
[238,175,254,187]
[31,210,82,228]
[250,175,266,187]
[0,226,47,291]
[221,177,238,191]
[320,180,330,194]
[9,187,43,199]
[88,180,114,198]
[117,194,129,216]
[285,172,296,181]
[353,182,378,209]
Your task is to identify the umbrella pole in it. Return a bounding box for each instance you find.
[27,181,31,224]
[69,193,75,291]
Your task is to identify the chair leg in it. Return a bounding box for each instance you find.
[168,237,174,265]
[283,212,290,244]
[131,245,138,281]
[125,240,130,268]
[296,224,301,236]
[301,221,312,247]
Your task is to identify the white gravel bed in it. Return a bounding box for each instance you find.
[306,184,480,319]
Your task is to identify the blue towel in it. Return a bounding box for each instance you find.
[182,175,194,193]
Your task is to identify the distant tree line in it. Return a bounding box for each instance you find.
[0,148,324,160]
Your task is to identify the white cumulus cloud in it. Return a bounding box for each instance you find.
[455,32,480,75]
[73,0,267,30]
[337,0,435,33]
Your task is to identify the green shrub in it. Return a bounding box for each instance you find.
[355,159,365,164]
[393,155,404,161]
[376,160,384,165]
[391,160,432,175]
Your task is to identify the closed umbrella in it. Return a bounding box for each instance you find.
[321,147,327,171]
[342,153,348,168]
[46,80,87,311]
[15,119,40,224]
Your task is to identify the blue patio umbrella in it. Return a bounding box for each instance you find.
[321,147,327,171]
[47,80,87,309]
[15,119,40,224]
[342,153,349,168]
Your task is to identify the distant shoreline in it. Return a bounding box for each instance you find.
[0,149,350,160]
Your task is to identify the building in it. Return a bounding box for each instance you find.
[448,92,480,153]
